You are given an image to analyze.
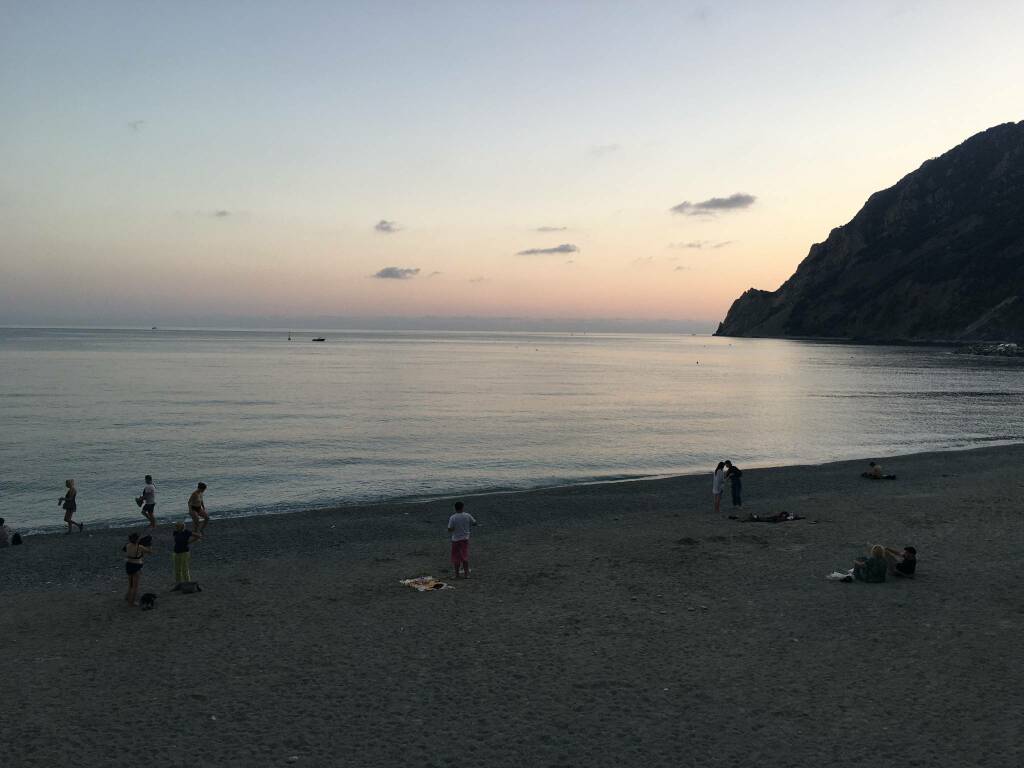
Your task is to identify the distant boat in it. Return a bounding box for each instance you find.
[151,326,158,330]
[312,337,326,342]
[288,331,292,341]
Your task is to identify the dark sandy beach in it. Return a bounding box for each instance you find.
[2,445,1022,768]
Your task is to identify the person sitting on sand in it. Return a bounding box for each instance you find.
[447,501,477,579]
[853,544,888,583]
[882,545,917,577]
[123,532,153,606]
[188,482,209,533]
[172,522,201,587]
[863,461,883,479]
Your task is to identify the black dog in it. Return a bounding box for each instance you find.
[139,593,158,610]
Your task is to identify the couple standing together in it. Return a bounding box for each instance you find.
[713,460,742,513]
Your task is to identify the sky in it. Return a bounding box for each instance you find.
[1,0,1022,329]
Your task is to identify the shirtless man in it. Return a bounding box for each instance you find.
[188,482,209,533]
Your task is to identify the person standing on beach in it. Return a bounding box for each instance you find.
[59,479,84,533]
[447,501,477,579]
[724,460,743,508]
[123,532,152,606]
[172,522,201,587]
[139,475,157,528]
[188,482,208,533]
[712,462,725,514]
[0,518,10,547]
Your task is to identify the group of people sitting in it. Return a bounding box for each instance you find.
[846,543,917,583]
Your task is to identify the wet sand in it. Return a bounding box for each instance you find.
[2,445,1022,767]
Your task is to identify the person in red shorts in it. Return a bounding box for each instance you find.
[447,501,477,579]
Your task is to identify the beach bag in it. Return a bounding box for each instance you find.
[11,533,22,546]
[179,581,202,594]
[135,496,145,507]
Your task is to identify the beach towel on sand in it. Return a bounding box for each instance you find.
[732,512,806,523]
[399,576,453,592]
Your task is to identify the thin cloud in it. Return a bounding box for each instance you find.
[517,243,578,256]
[674,266,690,272]
[374,219,400,233]
[588,143,620,158]
[128,120,146,133]
[428,271,443,278]
[668,239,735,249]
[632,256,655,266]
[213,210,231,218]
[373,267,420,280]
[535,226,568,232]
[469,276,485,284]
[670,193,756,216]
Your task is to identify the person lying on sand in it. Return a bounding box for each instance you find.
[734,511,804,523]
[853,544,888,582]
[861,462,897,480]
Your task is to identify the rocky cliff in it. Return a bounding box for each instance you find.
[716,121,1024,343]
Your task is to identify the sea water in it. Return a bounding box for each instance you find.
[2,327,1022,531]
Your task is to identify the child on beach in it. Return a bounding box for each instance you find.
[447,501,477,579]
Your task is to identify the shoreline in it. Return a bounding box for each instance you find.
[4,442,1022,766]
[15,438,1024,537]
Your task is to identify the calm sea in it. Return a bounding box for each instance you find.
[2,327,1023,532]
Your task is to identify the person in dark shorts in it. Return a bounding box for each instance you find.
[60,479,84,533]
[188,482,209,533]
[884,545,917,577]
[139,475,157,528]
[447,501,478,579]
[123,532,153,606]
[724,461,743,508]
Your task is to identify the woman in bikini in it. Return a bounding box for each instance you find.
[123,532,152,606]
[59,479,84,533]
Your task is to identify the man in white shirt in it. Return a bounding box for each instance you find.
[447,501,478,579]
[140,474,157,528]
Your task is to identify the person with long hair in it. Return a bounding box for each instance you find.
[712,462,725,514]
[853,544,888,583]
[59,479,84,533]
[123,532,152,606]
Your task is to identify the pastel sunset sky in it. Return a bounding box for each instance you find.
[2,1,1022,328]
